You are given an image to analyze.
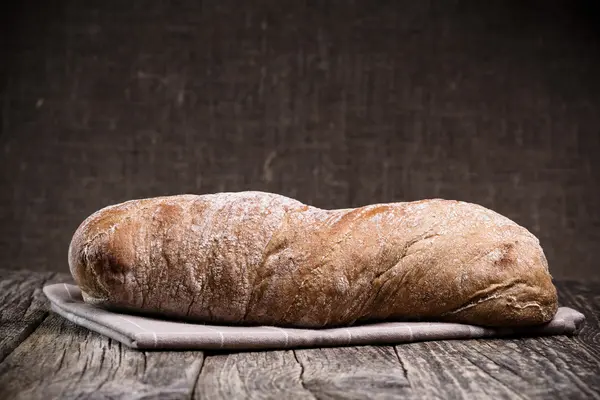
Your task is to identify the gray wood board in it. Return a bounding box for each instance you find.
[0,269,71,363]
[293,345,410,399]
[0,313,204,400]
[193,350,313,399]
[0,269,598,399]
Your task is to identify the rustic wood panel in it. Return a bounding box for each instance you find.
[0,313,204,400]
[0,270,598,399]
[193,350,312,399]
[390,281,600,400]
[0,269,71,363]
[293,346,410,399]
[556,281,600,359]
[394,337,600,400]
[395,341,528,399]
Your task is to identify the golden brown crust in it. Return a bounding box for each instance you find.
[68,191,558,327]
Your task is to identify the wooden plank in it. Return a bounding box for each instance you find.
[0,313,204,400]
[397,337,600,399]
[193,350,313,399]
[386,281,600,400]
[0,269,72,363]
[380,281,600,400]
[0,270,597,399]
[292,346,410,399]
[393,341,527,399]
[555,280,600,359]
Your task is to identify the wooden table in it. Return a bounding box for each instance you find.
[0,269,598,399]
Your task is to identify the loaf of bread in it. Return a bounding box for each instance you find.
[68,191,558,328]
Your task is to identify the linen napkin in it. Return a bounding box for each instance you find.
[43,283,585,350]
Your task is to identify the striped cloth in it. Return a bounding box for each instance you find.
[43,283,585,350]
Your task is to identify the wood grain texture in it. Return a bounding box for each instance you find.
[0,313,204,400]
[391,281,600,400]
[394,337,600,400]
[0,270,598,399]
[293,346,410,399]
[556,281,600,359]
[0,269,71,363]
[193,350,312,399]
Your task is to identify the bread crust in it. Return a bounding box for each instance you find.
[69,191,558,327]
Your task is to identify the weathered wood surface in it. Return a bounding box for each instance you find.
[387,280,600,400]
[393,336,600,399]
[0,313,205,399]
[557,281,600,359]
[0,269,71,363]
[0,269,598,400]
[0,269,204,399]
[294,346,410,399]
[194,350,312,399]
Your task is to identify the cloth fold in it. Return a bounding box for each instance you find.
[43,283,585,350]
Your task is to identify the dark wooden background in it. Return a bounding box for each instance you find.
[1,1,599,280]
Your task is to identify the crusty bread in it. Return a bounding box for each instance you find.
[68,191,558,328]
